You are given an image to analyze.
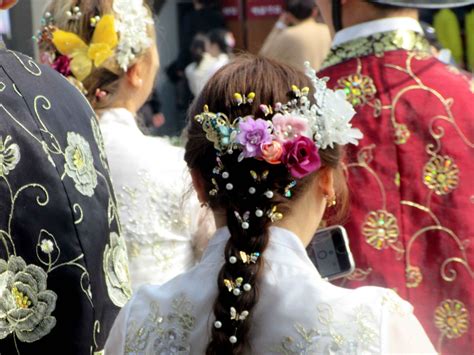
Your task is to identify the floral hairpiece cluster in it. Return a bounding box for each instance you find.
[195,62,363,180]
[37,0,153,83]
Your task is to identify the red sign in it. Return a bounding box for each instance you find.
[246,0,284,19]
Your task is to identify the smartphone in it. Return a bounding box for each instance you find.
[306,225,355,281]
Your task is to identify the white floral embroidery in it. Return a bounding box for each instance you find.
[40,239,54,254]
[64,132,98,197]
[125,295,195,354]
[0,135,20,176]
[103,232,132,307]
[0,255,57,343]
[273,302,379,354]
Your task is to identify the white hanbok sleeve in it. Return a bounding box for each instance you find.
[105,301,131,354]
[380,290,437,354]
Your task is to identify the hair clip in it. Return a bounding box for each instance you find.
[224,277,243,296]
[209,178,219,196]
[234,211,250,229]
[259,104,273,116]
[284,180,297,198]
[66,6,82,21]
[233,92,255,106]
[240,251,259,264]
[230,307,249,321]
[95,88,107,100]
[291,85,310,98]
[250,170,269,182]
[90,15,101,27]
[264,190,274,199]
[268,206,283,222]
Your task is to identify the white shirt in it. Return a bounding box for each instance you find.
[105,226,436,354]
[333,17,424,46]
[185,53,219,96]
[99,108,199,291]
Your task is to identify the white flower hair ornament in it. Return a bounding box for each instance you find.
[113,0,154,71]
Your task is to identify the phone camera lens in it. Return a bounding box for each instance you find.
[317,250,327,260]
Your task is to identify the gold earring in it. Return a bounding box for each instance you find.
[326,195,336,207]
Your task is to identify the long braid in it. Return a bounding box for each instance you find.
[184,56,347,354]
[205,153,300,354]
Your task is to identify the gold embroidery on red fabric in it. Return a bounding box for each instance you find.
[434,299,469,353]
[423,155,459,195]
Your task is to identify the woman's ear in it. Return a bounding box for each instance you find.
[125,61,144,88]
[317,167,335,199]
[190,169,208,204]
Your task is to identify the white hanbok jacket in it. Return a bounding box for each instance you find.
[99,108,201,291]
[105,226,436,354]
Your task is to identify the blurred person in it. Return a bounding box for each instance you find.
[185,34,218,97]
[105,55,435,354]
[260,0,331,71]
[0,0,129,353]
[317,0,474,353]
[206,28,234,78]
[41,0,208,291]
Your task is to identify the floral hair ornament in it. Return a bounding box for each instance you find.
[194,62,362,181]
[233,92,256,106]
[45,0,152,81]
[52,14,118,81]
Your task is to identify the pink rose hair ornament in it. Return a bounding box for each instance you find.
[194,61,362,181]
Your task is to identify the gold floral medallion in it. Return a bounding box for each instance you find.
[434,299,469,339]
[362,210,400,250]
[394,123,411,145]
[406,266,423,288]
[423,155,459,195]
[337,74,377,107]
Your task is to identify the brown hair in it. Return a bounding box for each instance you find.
[42,0,153,110]
[184,55,348,354]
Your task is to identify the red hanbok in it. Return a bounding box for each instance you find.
[319,29,474,354]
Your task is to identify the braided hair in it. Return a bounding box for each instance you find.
[184,56,347,354]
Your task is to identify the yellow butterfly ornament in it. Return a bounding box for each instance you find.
[52,14,118,81]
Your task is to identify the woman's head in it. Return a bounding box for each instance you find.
[206,29,233,57]
[184,56,359,354]
[190,34,209,65]
[39,0,158,112]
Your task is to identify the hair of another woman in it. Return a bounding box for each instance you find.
[43,0,153,110]
[190,34,208,65]
[184,55,348,354]
[208,28,232,54]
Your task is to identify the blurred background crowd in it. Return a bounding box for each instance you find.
[3,0,473,138]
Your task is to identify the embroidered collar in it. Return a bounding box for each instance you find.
[204,226,322,278]
[321,29,431,69]
[99,108,142,134]
[332,17,423,46]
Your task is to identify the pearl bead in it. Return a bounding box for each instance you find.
[243,283,252,291]
[66,10,72,17]
[255,209,263,217]
[248,187,256,194]
[45,12,51,18]
[222,172,229,179]
[214,320,222,328]
[233,288,241,296]
[229,256,237,264]
[241,222,249,230]
[73,6,80,12]
[229,335,237,344]
[226,183,233,190]
[265,190,274,199]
